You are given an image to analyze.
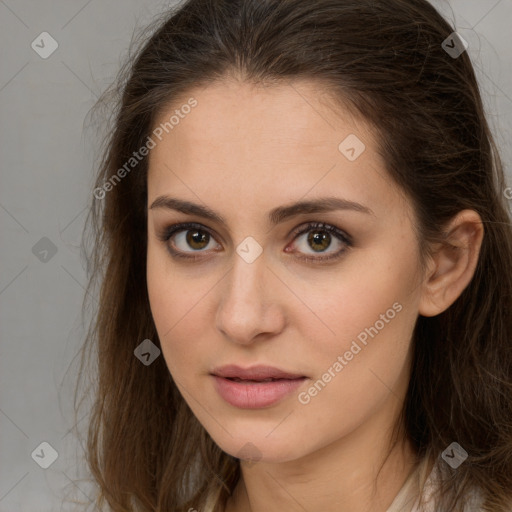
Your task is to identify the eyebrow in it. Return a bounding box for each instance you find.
[148,195,374,226]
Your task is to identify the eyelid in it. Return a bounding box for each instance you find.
[289,221,353,245]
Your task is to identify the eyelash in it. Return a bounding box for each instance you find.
[156,221,353,263]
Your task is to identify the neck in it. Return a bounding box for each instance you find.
[224,424,419,512]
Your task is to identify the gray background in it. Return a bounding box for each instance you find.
[0,1,511,510]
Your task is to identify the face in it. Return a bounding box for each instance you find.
[146,79,425,463]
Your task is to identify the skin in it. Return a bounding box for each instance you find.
[145,78,484,512]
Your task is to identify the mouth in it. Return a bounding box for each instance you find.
[224,377,295,383]
[210,365,308,409]
[211,364,306,381]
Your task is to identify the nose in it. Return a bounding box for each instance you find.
[215,252,286,345]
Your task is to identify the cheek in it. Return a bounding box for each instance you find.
[295,268,416,428]
[146,246,216,372]
[308,243,418,346]
[295,241,420,404]
[147,242,193,329]
[147,247,171,331]
[147,248,185,365]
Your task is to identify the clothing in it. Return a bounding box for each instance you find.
[386,456,485,512]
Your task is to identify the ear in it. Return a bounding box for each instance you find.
[418,209,484,317]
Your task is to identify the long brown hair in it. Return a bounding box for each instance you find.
[74,0,512,510]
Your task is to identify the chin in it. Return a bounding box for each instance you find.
[206,426,308,465]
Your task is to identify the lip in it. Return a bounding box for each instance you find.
[210,365,308,409]
[211,364,306,380]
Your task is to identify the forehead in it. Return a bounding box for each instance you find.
[146,78,408,223]
[151,78,373,157]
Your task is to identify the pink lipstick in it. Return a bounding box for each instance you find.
[211,365,307,409]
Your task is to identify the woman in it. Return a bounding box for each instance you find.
[76,0,512,510]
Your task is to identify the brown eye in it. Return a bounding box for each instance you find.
[158,221,352,263]
[157,222,221,259]
[307,230,332,252]
[170,227,219,254]
[290,222,352,262]
[184,229,210,250]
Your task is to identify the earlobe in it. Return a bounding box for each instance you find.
[418,210,484,318]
